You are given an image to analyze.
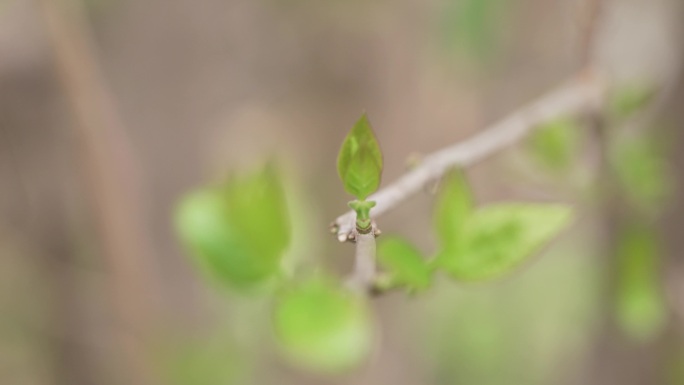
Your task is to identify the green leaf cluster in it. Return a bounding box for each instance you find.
[273,276,373,374]
[174,164,290,289]
[174,111,578,375]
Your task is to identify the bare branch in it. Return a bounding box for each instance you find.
[38,1,159,384]
[332,75,606,241]
[346,229,378,292]
[579,0,605,69]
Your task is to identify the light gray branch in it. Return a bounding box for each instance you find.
[346,230,377,292]
[332,75,606,241]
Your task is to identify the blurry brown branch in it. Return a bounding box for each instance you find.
[579,0,605,69]
[38,0,158,384]
[332,74,606,242]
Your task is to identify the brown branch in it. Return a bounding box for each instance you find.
[37,1,159,384]
[579,0,605,70]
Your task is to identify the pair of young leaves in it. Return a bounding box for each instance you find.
[175,166,372,374]
[377,171,572,293]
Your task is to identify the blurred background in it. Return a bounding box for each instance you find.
[1,0,684,384]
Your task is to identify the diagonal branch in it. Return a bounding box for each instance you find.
[332,74,606,242]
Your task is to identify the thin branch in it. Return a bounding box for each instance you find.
[332,74,606,241]
[579,0,605,70]
[346,230,378,292]
[38,1,158,384]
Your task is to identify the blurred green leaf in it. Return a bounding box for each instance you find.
[337,114,383,200]
[612,137,670,213]
[440,0,506,64]
[615,224,666,341]
[437,204,572,281]
[377,236,432,291]
[273,277,373,374]
[528,118,581,171]
[608,83,656,121]
[224,164,290,263]
[174,165,290,289]
[434,170,474,248]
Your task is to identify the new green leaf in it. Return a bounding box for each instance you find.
[437,203,572,281]
[174,164,290,289]
[273,277,373,373]
[434,170,474,248]
[337,114,383,200]
[377,236,432,291]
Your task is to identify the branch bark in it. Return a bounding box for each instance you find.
[38,1,159,384]
[332,74,606,241]
[346,231,378,292]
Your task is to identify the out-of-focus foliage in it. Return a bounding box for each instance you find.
[272,276,373,374]
[377,236,432,292]
[162,336,247,385]
[174,164,290,290]
[0,235,52,385]
[436,203,573,281]
[528,118,581,172]
[607,82,657,122]
[439,0,507,64]
[337,114,383,200]
[611,136,670,214]
[668,346,684,385]
[434,170,473,247]
[419,228,601,385]
[615,223,666,341]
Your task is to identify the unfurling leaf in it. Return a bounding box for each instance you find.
[616,224,666,341]
[436,204,572,281]
[174,164,290,289]
[377,237,432,291]
[528,118,581,171]
[273,277,373,374]
[337,114,383,200]
[434,170,474,248]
